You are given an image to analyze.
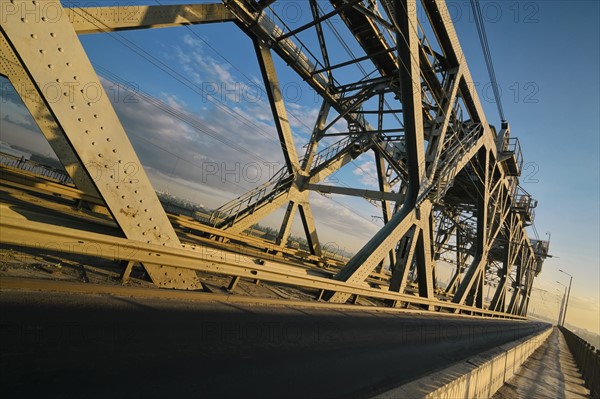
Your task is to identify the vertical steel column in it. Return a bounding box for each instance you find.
[252,39,322,256]
[446,229,466,294]
[388,225,418,294]
[414,201,435,300]
[276,200,298,247]
[301,101,330,171]
[452,148,489,305]
[323,0,425,303]
[519,257,535,315]
[254,40,300,173]
[298,200,322,256]
[374,93,396,271]
[507,249,523,315]
[490,235,510,312]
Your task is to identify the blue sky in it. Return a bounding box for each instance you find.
[1,1,598,333]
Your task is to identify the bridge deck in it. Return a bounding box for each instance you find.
[493,327,591,399]
[0,279,547,398]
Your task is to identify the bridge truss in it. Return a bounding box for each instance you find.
[0,0,549,317]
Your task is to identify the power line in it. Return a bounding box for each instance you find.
[69,5,296,154]
[470,0,506,122]
[95,66,263,195]
[71,4,386,226]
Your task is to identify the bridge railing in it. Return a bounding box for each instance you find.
[559,326,600,399]
[0,152,72,184]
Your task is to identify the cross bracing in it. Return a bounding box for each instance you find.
[0,0,549,317]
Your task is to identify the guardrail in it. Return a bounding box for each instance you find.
[0,152,72,184]
[559,326,600,399]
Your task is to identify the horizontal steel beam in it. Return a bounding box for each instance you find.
[307,183,403,202]
[0,215,525,319]
[0,166,103,206]
[65,4,234,34]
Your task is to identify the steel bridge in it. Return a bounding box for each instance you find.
[0,0,551,320]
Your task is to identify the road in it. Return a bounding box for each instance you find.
[0,279,549,398]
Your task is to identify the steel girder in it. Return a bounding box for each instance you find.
[64,3,235,34]
[0,0,547,316]
[0,215,525,319]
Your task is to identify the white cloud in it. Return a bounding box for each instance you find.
[161,93,187,111]
[352,151,379,188]
[0,41,385,254]
[308,191,381,237]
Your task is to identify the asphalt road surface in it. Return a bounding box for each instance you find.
[0,282,549,398]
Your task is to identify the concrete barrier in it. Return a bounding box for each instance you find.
[373,326,553,399]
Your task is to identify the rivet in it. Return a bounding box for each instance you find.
[41,17,46,22]
[87,102,93,106]
[30,34,37,39]
[66,62,71,67]
[39,49,45,54]
[93,114,98,118]
[21,18,28,23]
[112,149,117,153]
[73,76,78,80]
[56,78,61,83]
[71,105,76,110]
[106,138,111,142]
[58,47,64,52]
[121,195,126,199]
[98,154,103,158]
[50,33,56,37]
[47,64,53,69]
[85,130,89,134]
